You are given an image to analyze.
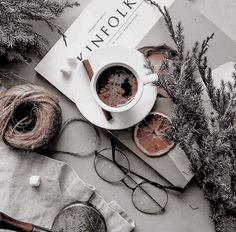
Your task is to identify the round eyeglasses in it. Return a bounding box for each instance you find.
[94,148,169,214]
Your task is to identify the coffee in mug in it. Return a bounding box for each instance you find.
[96,65,138,108]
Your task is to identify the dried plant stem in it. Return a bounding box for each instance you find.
[145,1,236,231]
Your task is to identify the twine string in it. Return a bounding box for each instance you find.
[0,84,62,151]
[0,84,100,156]
[49,117,100,157]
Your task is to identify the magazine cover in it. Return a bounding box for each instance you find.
[35,0,174,100]
[35,0,236,188]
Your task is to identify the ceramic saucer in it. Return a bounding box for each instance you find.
[71,46,157,130]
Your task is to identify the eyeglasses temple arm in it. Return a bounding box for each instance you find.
[105,129,178,187]
[115,159,184,193]
[118,164,184,193]
[110,137,116,161]
[95,149,184,193]
[152,183,184,193]
[110,137,131,177]
[108,139,184,193]
[127,169,184,193]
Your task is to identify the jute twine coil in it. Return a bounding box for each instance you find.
[0,84,62,151]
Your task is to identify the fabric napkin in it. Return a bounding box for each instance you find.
[0,142,135,232]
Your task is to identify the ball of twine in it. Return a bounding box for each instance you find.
[0,84,62,151]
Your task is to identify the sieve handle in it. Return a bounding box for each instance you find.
[0,211,33,232]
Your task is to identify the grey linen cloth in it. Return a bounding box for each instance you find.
[0,142,135,232]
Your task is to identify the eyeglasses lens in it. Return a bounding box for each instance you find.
[132,182,168,214]
[95,148,130,182]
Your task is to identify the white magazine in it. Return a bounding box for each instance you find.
[35,0,175,100]
[35,0,236,188]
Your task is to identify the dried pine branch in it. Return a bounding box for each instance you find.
[146,1,236,231]
[194,33,236,129]
[0,0,79,63]
[145,0,185,59]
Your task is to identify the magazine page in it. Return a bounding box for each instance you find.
[35,0,236,188]
[35,0,174,100]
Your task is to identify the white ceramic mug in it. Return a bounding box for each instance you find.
[91,61,158,113]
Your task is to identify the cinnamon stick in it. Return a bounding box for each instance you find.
[83,59,113,121]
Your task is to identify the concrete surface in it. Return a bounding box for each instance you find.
[0,0,235,231]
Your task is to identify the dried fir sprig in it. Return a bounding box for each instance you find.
[0,70,31,89]
[146,1,236,231]
[145,0,185,59]
[194,34,236,129]
[0,0,79,63]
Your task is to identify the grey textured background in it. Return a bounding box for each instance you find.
[0,1,235,231]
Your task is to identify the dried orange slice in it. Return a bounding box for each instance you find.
[134,112,175,157]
